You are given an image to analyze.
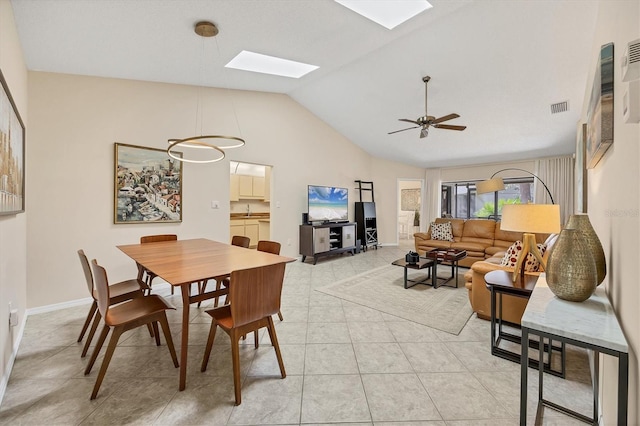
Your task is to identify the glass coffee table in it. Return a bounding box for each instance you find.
[424,249,467,288]
[391,257,434,289]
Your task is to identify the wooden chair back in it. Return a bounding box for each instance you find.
[91,259,112,321]
[140,234,177,244]
[231,235,251,248]
[78,249,95,296]
[228,263,285,328]
[256,240,281,255]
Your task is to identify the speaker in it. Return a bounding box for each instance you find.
[302,213,309,224]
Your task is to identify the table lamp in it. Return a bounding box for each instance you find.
[500,204,561,282]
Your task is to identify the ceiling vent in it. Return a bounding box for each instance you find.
[550,101,569,114]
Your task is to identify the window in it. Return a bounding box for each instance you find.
[442,178,534,219]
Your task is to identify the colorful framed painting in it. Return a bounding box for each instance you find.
[0,69,26,215]
[586,42,614,169]
[114,143,182,224]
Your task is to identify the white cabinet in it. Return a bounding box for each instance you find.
[234,174,266,200]
[230,218,260,247]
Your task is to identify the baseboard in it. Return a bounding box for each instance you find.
[26,296,93,316]
[0,311,27,406]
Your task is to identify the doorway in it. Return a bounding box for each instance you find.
[397,179,423,249]
[229,161,272,248]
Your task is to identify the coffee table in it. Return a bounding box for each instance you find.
[391,257,434,289]
[423,249,467,288]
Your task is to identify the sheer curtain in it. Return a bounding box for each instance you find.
[424,168,442,229]
[535,156,574,225]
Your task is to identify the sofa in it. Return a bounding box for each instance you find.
[414,217,547,268]
[463,233,558,323]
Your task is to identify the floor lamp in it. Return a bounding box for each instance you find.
[500,204,561,282]
[475,168,555,205]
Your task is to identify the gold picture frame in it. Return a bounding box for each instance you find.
[575,123,588,213]
[114,143,182,224]
[586,43,614,169]
[0,69,25,215]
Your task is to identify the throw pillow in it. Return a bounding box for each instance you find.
[501,241,547,272]
[430,221,454,242]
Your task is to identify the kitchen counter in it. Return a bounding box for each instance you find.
[230,213,270,220]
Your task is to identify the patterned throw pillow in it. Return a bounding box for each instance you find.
[430,222,454,242]
[501,241,547,272]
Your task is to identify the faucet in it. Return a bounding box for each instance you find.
[246,204,251,217]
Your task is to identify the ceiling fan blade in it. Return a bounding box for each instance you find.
[388,126,419,135]
[398,118,420,125]
[434,124,467,131]
[431,113,460,124]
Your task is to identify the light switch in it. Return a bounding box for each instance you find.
[211,200,220,209]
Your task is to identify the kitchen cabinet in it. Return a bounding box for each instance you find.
[230,218,261,247]
[234,174,266,200]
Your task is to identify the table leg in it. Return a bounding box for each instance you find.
[179,284,190,391]
[618,351,628,425]
[432,260,438,288]
[520,327,529,425]
[404,267,408,289]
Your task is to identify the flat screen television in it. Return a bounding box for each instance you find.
[308,185,348,223]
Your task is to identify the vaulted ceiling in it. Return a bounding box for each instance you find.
[11,0,599,168]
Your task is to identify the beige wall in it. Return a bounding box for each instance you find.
[0,0,28,399]
[26,72,424,308]
[583,1,639,423]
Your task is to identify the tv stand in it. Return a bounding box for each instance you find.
[299,222,356,265]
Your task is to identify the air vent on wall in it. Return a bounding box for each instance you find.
[550,101,569,114]
[622,38,640,82]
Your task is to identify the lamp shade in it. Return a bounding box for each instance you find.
[476,177,505,194]
[500,204,561,234]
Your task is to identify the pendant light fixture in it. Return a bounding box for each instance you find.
[167,21,245,164]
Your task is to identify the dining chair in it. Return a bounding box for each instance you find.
[138,234,177,295]
[209,235,251,308]
[200,262,287,405]
[85,259,179,400]
[76,249,150,358]
[257,240,284,321]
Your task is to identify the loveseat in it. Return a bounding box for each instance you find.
[414,217,546,268]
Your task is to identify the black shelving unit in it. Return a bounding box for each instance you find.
[354,180,378,251]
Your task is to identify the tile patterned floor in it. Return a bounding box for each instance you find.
[0,246,593,425]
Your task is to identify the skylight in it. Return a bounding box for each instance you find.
[335,0,432,30]
[225,51,319,78]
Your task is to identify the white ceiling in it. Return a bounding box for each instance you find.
[10,0,599,168]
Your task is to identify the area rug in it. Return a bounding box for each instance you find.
[315,264,473,335]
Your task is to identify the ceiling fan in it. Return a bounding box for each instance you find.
[389,76,466,138]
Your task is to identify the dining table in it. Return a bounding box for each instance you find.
[117,238,295,391]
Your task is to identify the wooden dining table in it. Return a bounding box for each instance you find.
[117,238,295,391]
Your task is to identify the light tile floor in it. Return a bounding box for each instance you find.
[0,246,593,425]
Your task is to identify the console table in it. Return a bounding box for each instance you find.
[520,276,629,425]
[299,222,356,264]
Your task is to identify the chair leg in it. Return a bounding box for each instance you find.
[197,280,207,308]
[201,321,218,372]
[85,324,110,375]
[230,330,242,405]
[90,327,123,400]
[158,314,179,368]
[277,310,283,322]
[78,301,97,342]
[146,323,155,338]
[254,331,259,349]
[153,321,161,346]
[81,310,102,358]
[213,280,222,308]
[267,316,286,379]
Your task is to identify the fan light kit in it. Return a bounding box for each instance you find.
[389,76,466,139]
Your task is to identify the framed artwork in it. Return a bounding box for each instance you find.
[401,188,420,211]
[0,69,26,215]
[586,42,614,169]
[114,143,182,224]
[575,123,588,213]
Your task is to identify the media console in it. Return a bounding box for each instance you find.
[299,222,356,265]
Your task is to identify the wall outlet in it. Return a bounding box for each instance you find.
[211,200,220,209]
[9,309,18,327]
[287,238,291,246]
[276,201,281,208]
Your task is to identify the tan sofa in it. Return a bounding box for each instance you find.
[463,233,558,323]
[414,218,544,268]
